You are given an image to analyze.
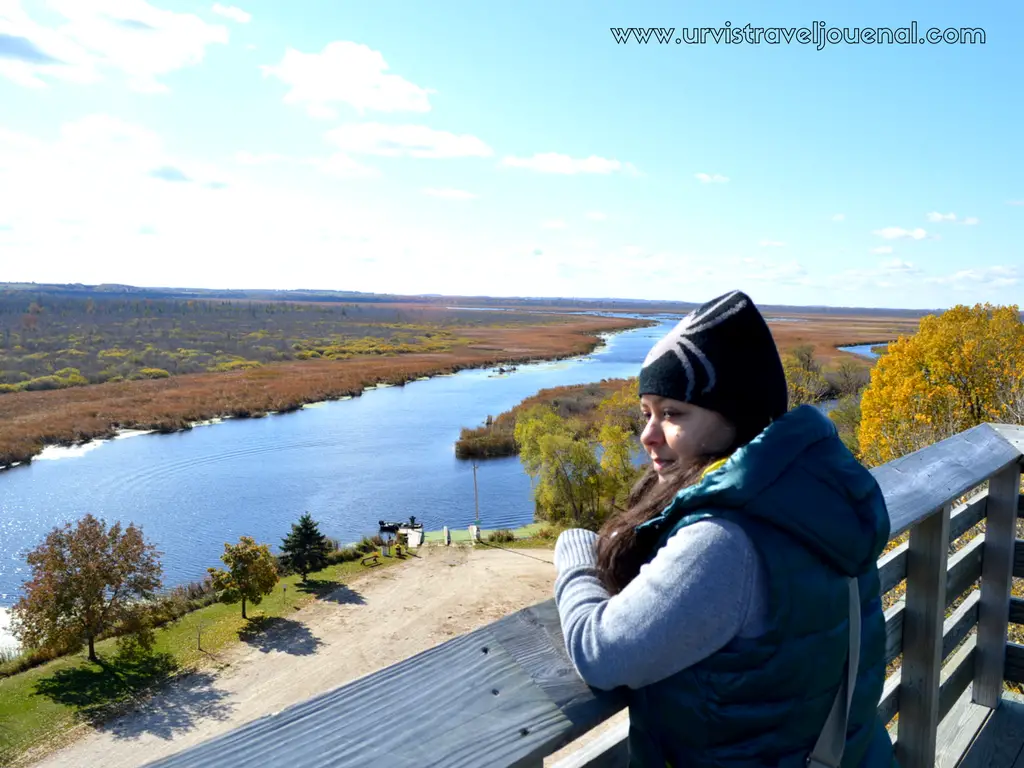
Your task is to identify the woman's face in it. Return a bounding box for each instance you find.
[640,395,736,482]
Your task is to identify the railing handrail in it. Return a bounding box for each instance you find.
[149,421,1024,768]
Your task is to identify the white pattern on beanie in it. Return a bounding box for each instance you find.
[641,291,750,400]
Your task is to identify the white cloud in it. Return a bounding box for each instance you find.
[872,226,929,240]
[695,172,729,183]
[758,240,785,247]
[879,258,918,274]
[585,211,607,221]
[925,211,980,226]
[1008,200,1024,206]
[423,187,476,200]
[501,153,639,175]
[831,213,845,222]
[924,266,1019,289]
[211,3,250,23]
[0,0,229,92]
[870,246,893,254]
[325,123,492,159]
[261,41,434,118]
[542,219,567,229]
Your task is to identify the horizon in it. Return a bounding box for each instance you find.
[1,1,1021,309]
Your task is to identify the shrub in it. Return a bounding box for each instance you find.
[487,529,516,543]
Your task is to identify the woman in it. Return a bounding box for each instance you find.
[553,290,895,767]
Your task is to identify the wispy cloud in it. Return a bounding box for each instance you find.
[872,226,929,240]
[211,4,251,23]
[924,266,1018,289]
[585,211,607,221]
[694,172,728,183]
[870,246,893,254]
[262,41,435,118]
[501,153,640,175]
[758,240,785,248]
[149,165,191,182]
[0,1,229,92]
[542,219,567,229]
[926,211,980,225]
[831,213,845,222]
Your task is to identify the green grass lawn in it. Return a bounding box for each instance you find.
[0,555,403,766]
[422,521,552,543]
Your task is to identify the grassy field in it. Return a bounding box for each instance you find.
[0,556,403,766]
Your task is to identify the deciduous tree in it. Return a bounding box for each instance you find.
[858,303,1024,466]
[11,514,162,662]
[208,536,279,619]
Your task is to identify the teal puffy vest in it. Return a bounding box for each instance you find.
[626,405,896,768]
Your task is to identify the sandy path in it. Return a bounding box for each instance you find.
[22,544,619,768]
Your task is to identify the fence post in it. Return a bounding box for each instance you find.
[975,463,1023,708]
[896,501,951,768]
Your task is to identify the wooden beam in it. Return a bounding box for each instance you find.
[975,461,1024,708]
[145,600,626,768]
[896,502,951,768]
[871,424,1019,538]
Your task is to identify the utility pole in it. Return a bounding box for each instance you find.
[472,461,480,526]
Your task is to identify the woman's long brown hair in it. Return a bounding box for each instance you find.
[595,452,731,595]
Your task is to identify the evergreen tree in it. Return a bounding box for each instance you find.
[280,512,331,583]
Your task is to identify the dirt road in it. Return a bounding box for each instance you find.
[22,543,615,768]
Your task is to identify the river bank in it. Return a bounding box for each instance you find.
[0,315,650,470]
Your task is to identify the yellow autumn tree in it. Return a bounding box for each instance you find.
[858,303,1024,467]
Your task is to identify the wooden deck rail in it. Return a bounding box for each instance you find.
[150,422,1024,768]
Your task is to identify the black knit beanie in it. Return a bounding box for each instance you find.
[638,290,788,446]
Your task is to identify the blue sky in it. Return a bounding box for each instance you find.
[0,0,1021,309]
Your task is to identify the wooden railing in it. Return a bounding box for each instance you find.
[150,422,1024,768]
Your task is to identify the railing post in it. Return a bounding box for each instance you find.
[974,461,1023,708]
[896,501,951,768]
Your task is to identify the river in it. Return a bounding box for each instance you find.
[0,318,886,651]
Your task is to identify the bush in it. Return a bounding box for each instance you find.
[487,529,516,543]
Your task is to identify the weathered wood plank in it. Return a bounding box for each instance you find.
[144,610,611,768]
[489,599,627,754]
[897,502,952,768]
[957,693,1024,768]
[976,463,1024,708]
[934,685,992,768]
[1014,540,1024,580]
[938,635,976,722]
[879,671,901,727]
[947,535,984,604]
[1009,598,1024,626]
[950,490,989,542]
[879,541,908,596]
[1005,643,1024,686]
[871,423,1020,538]
[942,590,981,662]
[885,601,905,667]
